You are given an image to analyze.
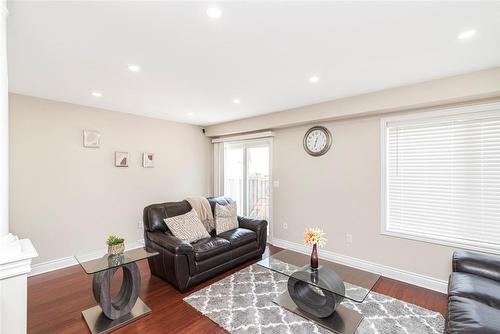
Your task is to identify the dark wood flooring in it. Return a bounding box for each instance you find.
[27,245,448,333]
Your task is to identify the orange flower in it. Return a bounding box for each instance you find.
[304,229,315,245]
[303,227,327,247]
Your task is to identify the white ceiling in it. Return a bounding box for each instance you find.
[7,1,500,126]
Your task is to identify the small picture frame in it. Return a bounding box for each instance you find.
[115,152,129,167]
[83,130,101,148]
[142,152,154,168]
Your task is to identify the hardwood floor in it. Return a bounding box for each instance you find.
[27,245,448,333]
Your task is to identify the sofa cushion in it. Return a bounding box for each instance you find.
[447,296,500,333]
[215,202,239,235]
[191,237,231,261]
[231,240,259,259]
[164,209,210,243]
[218,228,256,248]
[207,197,233,215]
[449,272,500,310]
[193,252,232,275]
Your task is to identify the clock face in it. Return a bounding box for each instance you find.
[303,126,332,156]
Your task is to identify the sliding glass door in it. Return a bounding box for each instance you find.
[223,144,245,213]
[222,139,271,224]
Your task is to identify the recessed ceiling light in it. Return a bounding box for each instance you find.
[233,99,241,104]
[187,112,194,117]
[309,76,320,83]
[206,6,222,20]
[457,29,476,40]
[128,64,140,72]
[91,91,103,97]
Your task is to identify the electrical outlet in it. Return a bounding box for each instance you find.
[273,180,280,188]
[137,221,143,230]
[283,222,288,230]
[346,233,353,244]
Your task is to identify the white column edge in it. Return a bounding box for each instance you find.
[0,238,38,279]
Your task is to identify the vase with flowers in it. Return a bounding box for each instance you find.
[303,228,327,270]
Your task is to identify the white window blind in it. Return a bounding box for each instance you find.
[382,103,500,252]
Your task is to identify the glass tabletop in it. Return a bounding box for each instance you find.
[75,247,158,274]
[257,250,380,303]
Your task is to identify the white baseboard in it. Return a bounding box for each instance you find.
[271,238,448,294]
[29,239,145,277]
[30,237,449,293]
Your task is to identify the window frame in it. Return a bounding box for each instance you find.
[380,101,500,254]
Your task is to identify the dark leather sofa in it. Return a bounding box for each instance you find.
[446,250,500,333]
[143,197,267,292]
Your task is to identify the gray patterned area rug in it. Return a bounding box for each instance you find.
[184,264,444,334]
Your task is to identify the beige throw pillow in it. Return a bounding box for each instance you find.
[185,196,215,233]
[164,209,210,243]
[215,202,239,235]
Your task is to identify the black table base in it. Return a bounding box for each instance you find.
[274,291,363,334]
[82,261,151,334]
[276,267,362,334]
[287,266,346,318]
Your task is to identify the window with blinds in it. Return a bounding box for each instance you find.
[381,103,500,252]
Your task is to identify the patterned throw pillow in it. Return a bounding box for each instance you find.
[215,201,239,235]
[164,209,210,243]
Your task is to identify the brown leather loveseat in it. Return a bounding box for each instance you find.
[143,197,268,292]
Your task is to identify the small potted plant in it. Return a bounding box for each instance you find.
[106,235,125,255]
[304,228,327,270]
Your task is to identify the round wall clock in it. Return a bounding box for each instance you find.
[303,126,332,156]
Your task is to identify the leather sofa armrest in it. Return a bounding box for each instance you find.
[238,216,268,232]
[147,231,193,255]
[453,250,500,282]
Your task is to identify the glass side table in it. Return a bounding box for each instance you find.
[75,247,159,334]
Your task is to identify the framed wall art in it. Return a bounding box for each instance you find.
[83,130,101,148]
[115,152,129,167]
[142,152,154,168]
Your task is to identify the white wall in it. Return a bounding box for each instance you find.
[9,94,212,264]
[205,67,500,288]
[205,66,500,137]
[272,115,459,282]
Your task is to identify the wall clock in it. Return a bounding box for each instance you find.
[303,126,332,156]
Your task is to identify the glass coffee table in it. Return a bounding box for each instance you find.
[75,247,158,334]
[257,250,380,334]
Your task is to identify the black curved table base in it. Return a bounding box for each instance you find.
[287,267,346,318]
[274,292,363,334]
[275,271,363,334]
[92,262,141,320]
[81,262,152,334]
